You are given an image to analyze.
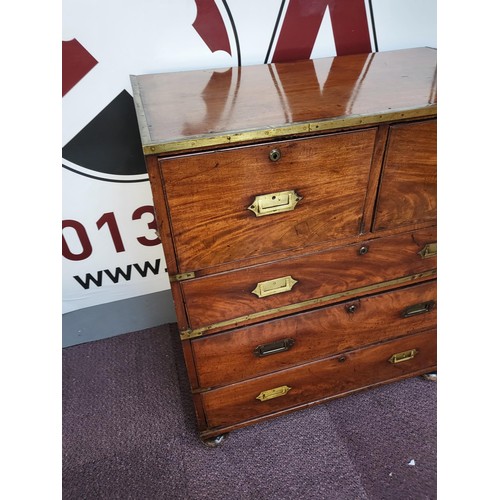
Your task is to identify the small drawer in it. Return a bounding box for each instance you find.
[201,329,437,429]
[181,227,437,332]
[192,280,436,388]
[159,129,377,272]
[373,119,436,231]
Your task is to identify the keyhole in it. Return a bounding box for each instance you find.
[269,149,281,162]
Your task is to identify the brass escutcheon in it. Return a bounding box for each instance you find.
[269,149,281,162]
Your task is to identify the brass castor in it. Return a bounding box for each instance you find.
[202,434,228,447]
[422,372,437,381]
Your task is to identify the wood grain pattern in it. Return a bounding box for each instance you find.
[201,329,436,428]
[373,119,437,230]
[131,49,438,441]
[181,227,436,330]
[161,130,376,272]
[192,280,436,388]
[132,47,436,151]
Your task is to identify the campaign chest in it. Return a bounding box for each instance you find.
[131,47,437,444]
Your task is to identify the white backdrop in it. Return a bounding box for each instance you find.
[62,0,436,313]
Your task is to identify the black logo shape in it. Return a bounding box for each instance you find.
[63,90,147,182]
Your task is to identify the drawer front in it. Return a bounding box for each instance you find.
[192,280,436,388]
[201,329,436,429]
[182,227,437,331]
[373,119,436,231]
[159,129,376,272]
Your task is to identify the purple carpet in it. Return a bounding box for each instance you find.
[62,324,436,499]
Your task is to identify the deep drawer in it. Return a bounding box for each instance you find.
[373,119,437,231]
[192,280,436,388]
[201,329,436,429]
[159,129,376,272]
[181,227,437,332]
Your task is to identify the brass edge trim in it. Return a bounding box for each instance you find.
[179,269,437,340]
[142,105,437,155]
[170,271,196,283]
[130,76,153,146]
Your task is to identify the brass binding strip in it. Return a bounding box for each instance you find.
[179,269,437,339]
[142,105,437,155]
[170,272,196,282]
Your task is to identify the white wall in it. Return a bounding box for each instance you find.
[62,0,437,315]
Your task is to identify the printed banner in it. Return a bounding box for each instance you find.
[62,0,435,313]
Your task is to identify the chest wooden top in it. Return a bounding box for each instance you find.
[131,47,436,155]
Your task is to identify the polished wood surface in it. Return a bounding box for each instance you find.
[160,129,376,272]
[201,329,436,429]
[373,119,437,230]
[132,47,436,152]
[181,227,436,331]
[192,280,436,388]
[131,48,438,442]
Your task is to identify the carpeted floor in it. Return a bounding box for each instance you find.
[62,324,436,500]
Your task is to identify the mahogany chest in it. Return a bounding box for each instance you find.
[131,47,437,444]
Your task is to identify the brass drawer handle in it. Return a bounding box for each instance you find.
[256,385,292,402]
[254,338,295,357]
[388,349,418,364]
[248,190,302,217]
[252,276,298,298]
[402,300,436,318]
[418,242,437,259]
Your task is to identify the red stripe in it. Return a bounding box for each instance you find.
[62,39,98,97]
[272,0,371,63]
[330,0,372,55]
[192,0,232,55]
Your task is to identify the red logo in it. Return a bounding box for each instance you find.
[192,0,373,65]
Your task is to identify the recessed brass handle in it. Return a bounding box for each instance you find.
[418,242,437,259]
[256,385,291,402]
[388,349,418,364]
[402,300,436,318]
[248,190,302,217]
[252,276,298,298]
[254,338,295,357]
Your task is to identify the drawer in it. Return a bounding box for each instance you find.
[201,329,436,429]
[192,280,436,388]
[159,129,377,272]
[181,227,437,332]
[373,119,436,231]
